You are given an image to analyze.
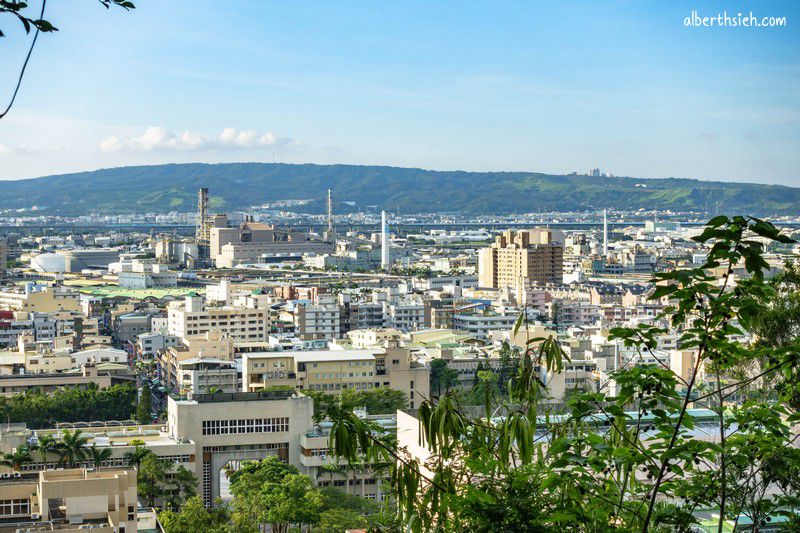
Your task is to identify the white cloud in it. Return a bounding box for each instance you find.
[0,142,31,155]
[99,126,289,152]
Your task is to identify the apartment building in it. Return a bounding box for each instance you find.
[167,295,268,342]
[0,284,82,315]
[478,229,564,290]
[243,350,376,393]
[291,294,340,340]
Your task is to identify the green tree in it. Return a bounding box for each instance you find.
[159,496,229,533]
[136,382,153,424]
[0,446,31,471]
[87,443,112,468]
[326,216,800,532]
[124,442,151,467]
[230,456,323,533]
[360,387,408,414]
[138,452,170,507]
[167,466,198,509]
[32,434,56,466]
[317,508,368,532]
[430,358,459,396]
[56,429,89,467]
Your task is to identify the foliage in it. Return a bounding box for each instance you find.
[430,358,459,397]
[0,0,134,38]
[159,496,229,533]
[87,443,113,468]
[0,446,31,470]
[327,215,800,532]
[56,429,89,467]
[306,387,408,422]
[229,456,323,533]
[3,163,800,216]
[138,452,170,507]
[0,383,136,429]
[136,381,153,424]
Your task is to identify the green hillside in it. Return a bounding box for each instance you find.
[0,162,797,215]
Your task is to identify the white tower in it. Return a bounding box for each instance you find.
[381,210,390,269]
[603,209,608,257]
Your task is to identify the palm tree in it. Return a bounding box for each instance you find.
[87,444,113,469]
[32,434,56,467]
[0,447,32,471]
[124,443,151,467]
[56,429,89,468]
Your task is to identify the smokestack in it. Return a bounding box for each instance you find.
[327,189,334,234]
[603,209,608,257]
[381,210,390,269]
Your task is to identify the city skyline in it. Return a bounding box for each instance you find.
[0,0,798,185]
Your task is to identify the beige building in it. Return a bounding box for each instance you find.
[0,285,82,315]
[209,218,334,268]
[243,342,430,409]
[167,295,268,342]
[478,229,564,290]
[0,468,139,533]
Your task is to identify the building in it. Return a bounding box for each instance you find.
[209,216,333,268]
[478,229,564,290]
[243,342,429,409]
[0,239,6,277]
[291,294,340,340]
[0,468,140,532]
[118,262,178,289]
[0,364,113,396]
[0,284,82,315]
[167,295,268,342]
[57,248,121,272]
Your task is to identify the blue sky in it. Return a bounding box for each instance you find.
[1,0,798,185]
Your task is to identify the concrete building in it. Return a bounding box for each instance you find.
[0,468,139,532]
[209,217,333,268]
[57,248,121,273]
[167,295,268,342]
[478,229,564,290]
[0,284,82,315]
[291,294,340,341]
[118,262,178,289]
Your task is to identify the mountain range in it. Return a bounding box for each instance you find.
[1,162,798,216]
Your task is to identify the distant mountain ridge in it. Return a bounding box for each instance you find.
[1,162,798,216]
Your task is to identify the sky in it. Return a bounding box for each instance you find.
[0,0,799,185]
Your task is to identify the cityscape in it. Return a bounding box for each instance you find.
[1,1,799,533]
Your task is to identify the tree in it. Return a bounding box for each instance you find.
[261,473,323,532]
[167,466,198,509]
[32,433,56,466]
[317,508,368,532]
[136,382,153,424]
[124,442,150,467]
[0,1,135,120]
[327,216,800,532]
[159,496,229,533]
[87,443,112,468]
[0,447,31,471]
[229,456,323,533]
[360,387,408,414]
[56,429,89,467]
[138,452,170,507]
[430,358,459,396]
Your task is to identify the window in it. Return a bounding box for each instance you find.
[0,499,29,516]
[201,417,289,435]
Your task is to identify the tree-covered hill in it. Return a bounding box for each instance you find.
[1,162,798,215]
